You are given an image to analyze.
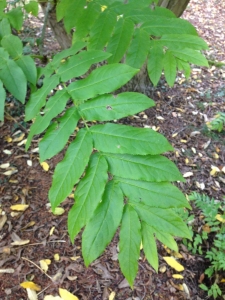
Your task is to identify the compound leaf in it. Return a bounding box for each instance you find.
[67,64,138,101]
[0,59,26,103]
[118,178,191,209]
[82,180,124,266]
[90,123,173,155]
[141,222,158,271]
[68,153,108,241]
[119,204,141,287]
[105,153,184,182]
[79,92,154,121]
[49,128,93,209]
[39,106,80,161]
[63,0,86,33]
[107,17,134,63]
[25,74,60,121]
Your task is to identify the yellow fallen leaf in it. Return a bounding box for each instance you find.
[20,281,41,291]
[220,278,225,283]
[210,165,220,176]
[183,172,193,178]
[172,274,184,279]
[163,257,184,272]
[13,133,25,142]
[52,207,65,215]
[5,136,12,143]
[70,256,80,261]
[41,162,50,171]
[3,169,18,176]
[59,288,79,300]
[172,252,183,259]
[10,204,29,211]
[109,291,116,300]
[54,253,60,261]
[40,259,51,272]
[216,214,225,223]
[49,226,55,236]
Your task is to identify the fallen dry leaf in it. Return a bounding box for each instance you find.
[172,274,184,279]
[109,291,116,300]
[183,172,193,178]
[0,214,7,230]
[54,253,60,261]
[59,288,79,300]
[163,257,184,272]
[52,207,65,215]
[26,288,38,300]
[0,163,10,168]
[0,268,14,273]
[20,281,41,291]
[49,226,55,236]
[11,240,30,246]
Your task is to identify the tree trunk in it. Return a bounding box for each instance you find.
[157,0,191,17]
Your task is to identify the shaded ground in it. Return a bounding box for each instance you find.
[0,0,225,299]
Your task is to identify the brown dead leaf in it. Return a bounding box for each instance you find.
[0,214,7,230]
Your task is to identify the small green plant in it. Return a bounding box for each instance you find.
[207,112,225,133]
[182,192,225,299]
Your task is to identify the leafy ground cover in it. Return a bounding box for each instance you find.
[0,0,224,299]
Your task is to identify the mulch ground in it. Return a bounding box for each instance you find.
[0,0,225,299]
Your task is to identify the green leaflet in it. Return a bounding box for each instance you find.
[142,17,197,36]
[125,28,150,69]
[58,50,112,82]
[0,18,11,38]
[163,51,177,87]
[176,59,191,79]
[25,74,60,121]
[68,153,108,241]
[79,92,154,121]
[49,128,93,209]
[0,0,6,11]
[72,1,100,43]
[0,48,9,65]
[26,89,70,150]
[88,9,117,50]
[40,41,86,78]
[82,180,124,266]
[67,64,138,101]
[63,0,87,33]
[117,178,191,209]
[106,17,134,63]
[147,43,164,86]
[119,205,141,287]
[15,55,37,85]
[6,7,23,30]
[133,202,192,239]
[154,228,178,252]
[56,0,72,21]
[0,59,26,103]
[171,48,209,67]
[125,7,175,23]
[141,222,158,272]
[0,80,6,121]
[1,34,23,58]
[24,1,39,17]
[159,34,208,50]
[39,106,80,162]
[90,123,173,155]
[105,153,184,182]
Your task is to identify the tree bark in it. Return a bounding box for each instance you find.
[157,0,191,17]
